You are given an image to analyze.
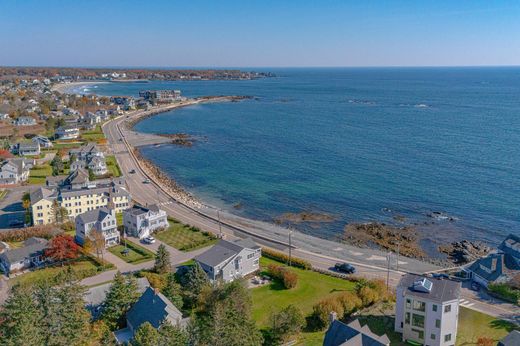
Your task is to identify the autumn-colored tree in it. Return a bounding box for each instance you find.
[0,149,13,159]
[477,337,494,346]
[90,229,106,261]
[44,235,80,264]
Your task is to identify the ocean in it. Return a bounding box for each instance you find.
[84,68,520,248]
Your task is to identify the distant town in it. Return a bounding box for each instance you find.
[0,68,517,346]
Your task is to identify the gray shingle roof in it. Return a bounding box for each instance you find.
[0,237,48,264]
[76,207,112,224]
[398,274,461,303]
[324,319,390,346]
[194,238,258,267]
[30,187,56,204]
[499,330,520,346]
[127,287,183,330]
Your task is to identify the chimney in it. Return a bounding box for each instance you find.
[329,311,337,324]
[491,257,497,271]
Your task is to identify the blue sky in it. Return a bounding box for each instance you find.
[0,0,519,67]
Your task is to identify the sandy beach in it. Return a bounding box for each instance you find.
[51,81,110,94]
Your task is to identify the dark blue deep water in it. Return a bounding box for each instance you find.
[87,68,520,246]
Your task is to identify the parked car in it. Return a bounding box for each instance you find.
[431,273,449,279]
[129,169,136,174]
[143,178,151,184]
[143,236,156,244]
[334,262,356,274]
[470,281,480,291]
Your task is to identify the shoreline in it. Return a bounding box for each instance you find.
[51,80,110,94]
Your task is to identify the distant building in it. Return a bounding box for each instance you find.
[395,275,461,346]
[0,237,48,274]
[55,125,80,140]
[139,90,182,103]
[0,157,33,185]
[13,116,36,126]
[14,142,40,156]
[32,135,53,148]
[324,315,390,346]
[123,204,168,239]
[194,238,261,282]
[75,207,119,247]
[464,234,520,288]
[114,287,188,344]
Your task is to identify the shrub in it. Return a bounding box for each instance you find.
[335,291,363,317]
[268,305,305,344]
[0,225,61,242]
[137,271,167,290]
[261,248,311,270]
[309,297,344,331]
[358,286,379,306]
[488,283,520,305]
[267,264,298,289]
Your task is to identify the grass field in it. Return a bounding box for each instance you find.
[52,142,84,150]
[106,155,122,177]
[251,257,357,345]
[108,240,154,264]
[81,126,105,141]
[10,256,111,287]
[155,219,218,251]
[29,163,52,184]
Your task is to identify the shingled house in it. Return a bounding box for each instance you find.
[0,237,48,274]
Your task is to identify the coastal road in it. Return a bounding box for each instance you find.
[102,102,519,321]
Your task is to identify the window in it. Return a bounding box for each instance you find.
[431,333,436,340]
[413,300,426,312]
[412,329,424,340]
[406,299,411,309]
[432,304,438,312]
[412,314,425,328]
[444,304,451,313]
[444,334,452,342]
[405,312,410,324]
[435,319,440,328]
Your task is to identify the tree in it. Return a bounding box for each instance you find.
[131,322,160,346]
[179,262,210,308]
[162,273,183,310]
[268,305,304,345]
[0,285,44,346]
[44,234,80,264]
[51,155,64,176]
[101,272,140,330]
[88,168,96,181]
[154,244,171,274]
[91,229,106,261]
[51,199,68,224]
[158,322,188,346]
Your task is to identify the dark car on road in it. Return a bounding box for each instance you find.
[334,262,356,274]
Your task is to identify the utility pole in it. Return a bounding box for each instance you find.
[386,252,391,293]
[396,242,400,272]
[288,228,293,267]
[217,210,223,239]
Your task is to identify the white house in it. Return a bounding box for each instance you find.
[32,135,53,148]
[15,142,40,156]
[13,116,36,126]
[123,204,168,239]
[56,125,80,140]
[194,238,261,282]
[75,207,119,248]
[395,275,461,346]
[0,158,33,185]
[69,143,108,176]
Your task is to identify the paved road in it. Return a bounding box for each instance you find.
[102,104,520,321]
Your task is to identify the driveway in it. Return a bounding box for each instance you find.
[0,186,34,230]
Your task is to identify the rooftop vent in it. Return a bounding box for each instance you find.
[413,278,433,293]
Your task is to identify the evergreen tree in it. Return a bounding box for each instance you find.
[268,305,305,345]
[159,322,189,346]
[101,272,140,330]
[162,273,183,310]
[131,322,160,346]
[153,244,171,274]
[179,262,210,307]
[0,285,44,346]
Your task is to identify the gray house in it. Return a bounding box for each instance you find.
[75,207,119,247]
[0,158,33,185]
[395,275,461,346]
[123,204,168,239]
[14,116,36,126]
[324,316,390,346]
[194,238,261,282]
[15,142,41,156]
[0,237,48,274]
[114,287,188,344]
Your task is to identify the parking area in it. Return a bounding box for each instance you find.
[0,187,33,230]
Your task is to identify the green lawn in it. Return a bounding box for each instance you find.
[51,142,84,150]
[81,126,105,141]
[456,307,519,345]
[29,164,52,184]
[155,219,218,251]
[108,240,154,264]
[0,189,8,200]
[10,256,109,287]
[106,155,122,177]
[251,257,357,345]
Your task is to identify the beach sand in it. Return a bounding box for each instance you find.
[52,81,109,94]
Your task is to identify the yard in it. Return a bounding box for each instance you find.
[155,219,217,251]
[10,255,113,287]
[29,163,52,184]
[251,257,357,345]
[0,189,8,200]
[106,155,122,177]
[108,240,154,264]
[81,126,105,141]
[51,141,83,150]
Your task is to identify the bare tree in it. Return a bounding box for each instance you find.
[90,229,106,262]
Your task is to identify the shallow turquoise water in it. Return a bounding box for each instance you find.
[88,68,520,246]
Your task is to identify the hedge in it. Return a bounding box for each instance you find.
[261,248,311,270]
[0,226,62,242]
[488,283,520,305]
[267,263,298,289]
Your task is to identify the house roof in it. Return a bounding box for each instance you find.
[126,204,162,217]
[63,168,90,186]
[30,187,56,204]
[324,319,390,346]
[84,277,150,310]
[499,330,520,346]
[76,207,113,224]
[194,238,259,267]
[0,237,48,264]
[499,234,520,260]
[398,274,461,303]
[126,287,183,331]
[468,251,519,283]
